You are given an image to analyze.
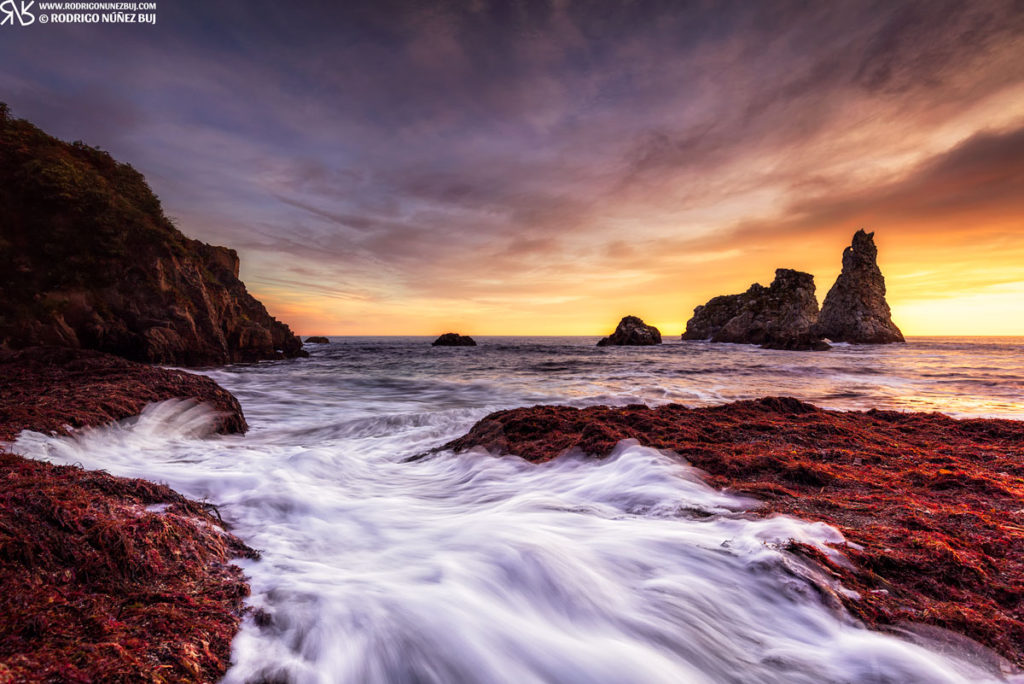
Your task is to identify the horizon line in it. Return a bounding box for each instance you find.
[296,334,1024,339]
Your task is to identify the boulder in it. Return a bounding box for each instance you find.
[597,315,662,346]
[305,336,330,344]
[0,346,248,439]
[815,230,905,344]
[0,110,307,366]
[432,332,477,346]
[683,269,821,347]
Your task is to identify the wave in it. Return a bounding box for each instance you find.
[14,404,1010,683]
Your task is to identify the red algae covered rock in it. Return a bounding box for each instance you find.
[0,453,257,682]
[445,398,1024,667]
[0,346,255,682]
[0,346,246,440]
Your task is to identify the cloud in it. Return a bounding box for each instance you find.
[1,0,1022,333]
[724,123,1024,245]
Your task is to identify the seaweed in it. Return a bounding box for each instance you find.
[447,397,1024,666]
[0,453,257,682]
[0,347,255,682]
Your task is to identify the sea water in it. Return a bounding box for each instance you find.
[14,337,1024,683]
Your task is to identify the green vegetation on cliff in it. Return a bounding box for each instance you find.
[0,104,305,365]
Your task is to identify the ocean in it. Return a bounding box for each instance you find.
[14,337,1024,683]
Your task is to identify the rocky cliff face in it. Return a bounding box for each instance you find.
[0,109,306,365]
[682,269,820,347]
[597,315,662,346]
[815,230,904,344]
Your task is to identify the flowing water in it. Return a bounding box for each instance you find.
[13,337,1024,683]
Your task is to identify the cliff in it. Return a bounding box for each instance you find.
[0,107,306,366]
[815,230,905,344]
[682,269,822,348]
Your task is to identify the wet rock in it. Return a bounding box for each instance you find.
[0,346,247,439]
[305,336,330,344]
[683,269,821,347]
[815,230,905,344]
[597,315,662,346]
[0,345,255,682]
[432,332,477,346]
[446,399,1024,667]
[0,111,307,365]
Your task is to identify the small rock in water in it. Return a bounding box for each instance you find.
[597,315,662,346]
[432,332,477,346]
[305,336,330,344]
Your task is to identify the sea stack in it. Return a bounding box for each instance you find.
[305,336,330,344]
[815,230,904,344]
[597,315,662,346]
[682,269,824,349]
[432,332,477,346]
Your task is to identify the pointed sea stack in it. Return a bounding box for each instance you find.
[432,332,476,346]
[815,230,904,344]
[683,269,823,349]
[597,315,661,346]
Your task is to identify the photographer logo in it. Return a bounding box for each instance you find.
[1,0,35,25]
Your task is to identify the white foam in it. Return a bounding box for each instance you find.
[13,400,1008,684]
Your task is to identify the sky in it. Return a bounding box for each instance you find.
[2,0,1023,335]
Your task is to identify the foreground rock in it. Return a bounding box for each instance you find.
[432,332,477,346]
[0,346,247,435]
[446,398,1024,667]
[0,347,254,682]
[305,336,330,344]
[815,230,905,344]
[597,315,662,346]
[0,108,306,365]
[682,269,821,348]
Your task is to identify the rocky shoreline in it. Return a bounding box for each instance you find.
[1,108,1019,680]
[0,347,254,682]
[4,351,1023,678]
[446,398,1024,669]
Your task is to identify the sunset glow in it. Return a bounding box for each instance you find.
[3,2,1022,336]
